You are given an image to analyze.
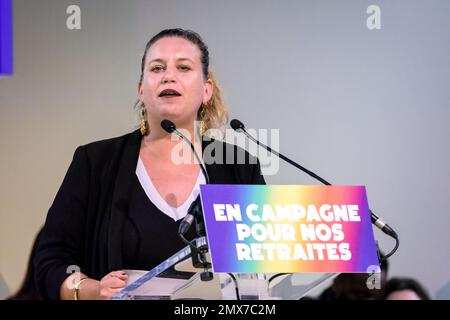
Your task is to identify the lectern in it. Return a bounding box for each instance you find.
[111,184,379,300]
[111,237,339,300]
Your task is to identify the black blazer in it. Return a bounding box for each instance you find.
[34,129,265,299]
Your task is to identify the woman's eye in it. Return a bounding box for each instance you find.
[178,65,191,72]
[150,65,164,73]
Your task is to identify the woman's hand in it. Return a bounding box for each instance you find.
[98,270,128,299]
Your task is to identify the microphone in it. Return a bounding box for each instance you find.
[161,119,210,184]
[230,119,398,239]
[160,119,176,133]
[160,119,210,235]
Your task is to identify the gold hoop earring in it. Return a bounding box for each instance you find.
[140,106,149,136]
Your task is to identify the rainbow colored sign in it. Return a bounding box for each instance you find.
[199,185,379,273]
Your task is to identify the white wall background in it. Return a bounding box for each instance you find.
[1,0,449,299]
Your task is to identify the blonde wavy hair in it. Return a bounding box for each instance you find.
[135,28,228,136]
[197,69,228,135]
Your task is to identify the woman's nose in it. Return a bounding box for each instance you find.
[162,68,176,83]
[163,77,175,83]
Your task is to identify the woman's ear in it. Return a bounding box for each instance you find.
[202,78,213,105]
[138,81,143,100]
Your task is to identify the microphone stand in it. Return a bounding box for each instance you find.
[160,120,213,281]
[230,120,399,265]
[185,196,213,281]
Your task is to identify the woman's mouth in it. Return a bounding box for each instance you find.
[158,89,181,98]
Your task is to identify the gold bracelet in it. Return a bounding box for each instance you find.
[73,277,88,300]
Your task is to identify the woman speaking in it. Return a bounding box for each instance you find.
[34,28,265,300]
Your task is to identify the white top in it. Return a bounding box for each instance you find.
[135,156,206,221]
